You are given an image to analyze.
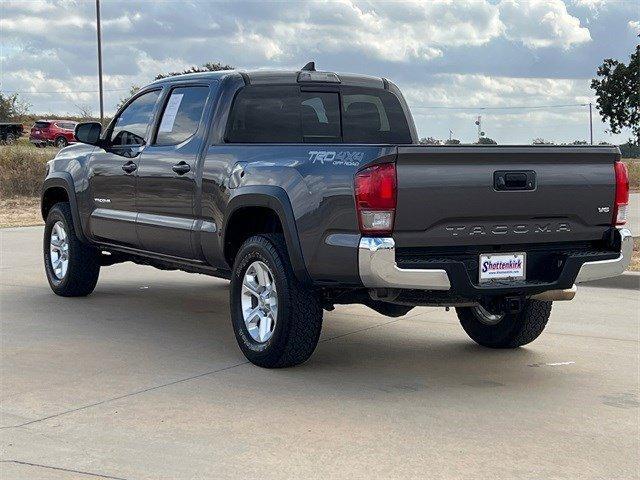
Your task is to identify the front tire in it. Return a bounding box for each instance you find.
[456,300,552,348]
[230,234,323,368]
[55,136,68,148]
[44,203,100,296]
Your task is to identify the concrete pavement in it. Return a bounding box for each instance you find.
[0,226,639,479]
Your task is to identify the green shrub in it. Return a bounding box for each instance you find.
[620,143,640,158]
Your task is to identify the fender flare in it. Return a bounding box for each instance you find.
[223,186,312,285]
[41,172,88,243]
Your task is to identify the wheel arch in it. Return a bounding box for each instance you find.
[223,186,311,285]
[41,173,88,243]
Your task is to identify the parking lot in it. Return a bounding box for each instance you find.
[1,226,638,479]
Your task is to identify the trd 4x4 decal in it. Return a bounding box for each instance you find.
[308,150,364,166]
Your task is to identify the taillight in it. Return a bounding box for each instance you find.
[354,162,397,235]
[613,161,629,225]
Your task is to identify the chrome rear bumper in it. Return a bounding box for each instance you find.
[358,237,450,290]
[359,228,633,291]
[575,228,634,283]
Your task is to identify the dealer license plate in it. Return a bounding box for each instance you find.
[479,253,526,283]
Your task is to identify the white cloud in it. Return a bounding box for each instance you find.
[572,0,607,12]
[400,74,608,144]
[629,20,640,34]
[499,0,591,49]
[1,0,634,146]
[401,74,592,110]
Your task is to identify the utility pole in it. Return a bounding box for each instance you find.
[589,102,593,145]
[96,0,104,123]
[449,129,453,142]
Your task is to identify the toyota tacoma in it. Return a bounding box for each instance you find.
[41,64,633,367]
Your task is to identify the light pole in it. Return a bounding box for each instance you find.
[589,102,593,145]
[96,0,104,123]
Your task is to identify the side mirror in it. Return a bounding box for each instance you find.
[74,122,103,146]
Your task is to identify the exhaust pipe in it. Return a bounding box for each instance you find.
[531,285,577,302]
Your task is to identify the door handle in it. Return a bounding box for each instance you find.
[122,161,137,174]
[172,161,191,175]
[494,170,536,191]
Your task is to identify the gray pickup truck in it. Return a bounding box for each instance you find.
[41,65,633,368]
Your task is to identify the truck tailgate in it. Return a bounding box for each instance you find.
[394,146,621,248]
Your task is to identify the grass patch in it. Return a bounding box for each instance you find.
[0,144,57,197]
[631,237,640,272]
[624,159,639,192]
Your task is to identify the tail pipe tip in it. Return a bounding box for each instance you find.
[531,285,577,302]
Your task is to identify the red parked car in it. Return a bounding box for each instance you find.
[29,119,77,148]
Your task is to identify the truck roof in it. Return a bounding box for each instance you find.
[149,69,386,89]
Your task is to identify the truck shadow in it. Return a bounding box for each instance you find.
[31,275,563,398]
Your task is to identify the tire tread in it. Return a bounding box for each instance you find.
[231,234,322,368]
[456,300,552,348]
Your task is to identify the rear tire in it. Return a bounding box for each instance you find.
[230,234,323,368]
[44,203,100,296]
[456,300,552,348]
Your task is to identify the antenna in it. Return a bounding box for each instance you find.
[301,61,316,71]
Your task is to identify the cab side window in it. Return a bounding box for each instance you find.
[226,86,302,143]
[155,86,209,146]
[110,90,160,147]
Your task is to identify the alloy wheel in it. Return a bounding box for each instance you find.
[241,261,278,343]
[473,305,504,325]
[49,221,69,280]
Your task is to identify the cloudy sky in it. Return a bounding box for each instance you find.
[1,0,638,144]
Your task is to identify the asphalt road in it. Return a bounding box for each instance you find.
[1,226,639,480]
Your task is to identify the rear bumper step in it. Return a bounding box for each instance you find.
[358,228,633,297]
[358,237,450,290]
[575,228,633,283]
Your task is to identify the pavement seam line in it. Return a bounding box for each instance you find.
[0,360,249,430]
[0,460,130,480]
[1,317,404,430]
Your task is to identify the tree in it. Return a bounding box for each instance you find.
[476,137,497,145]
[0,92,31,121]
[444,138,461,145]
[115,61,234,112]
[532,137,554,145]
[115,85,141,112]
[154,61,234,80]
[619,142,640,158]
[74,103,94,119]
[419,136,441,145]
[569,140,588,145]
[591,44,639,145]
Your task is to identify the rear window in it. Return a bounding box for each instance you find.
[341,87,411,144]
[34,122,50,129]
[301,92,341,143]
[225,85,411,144]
